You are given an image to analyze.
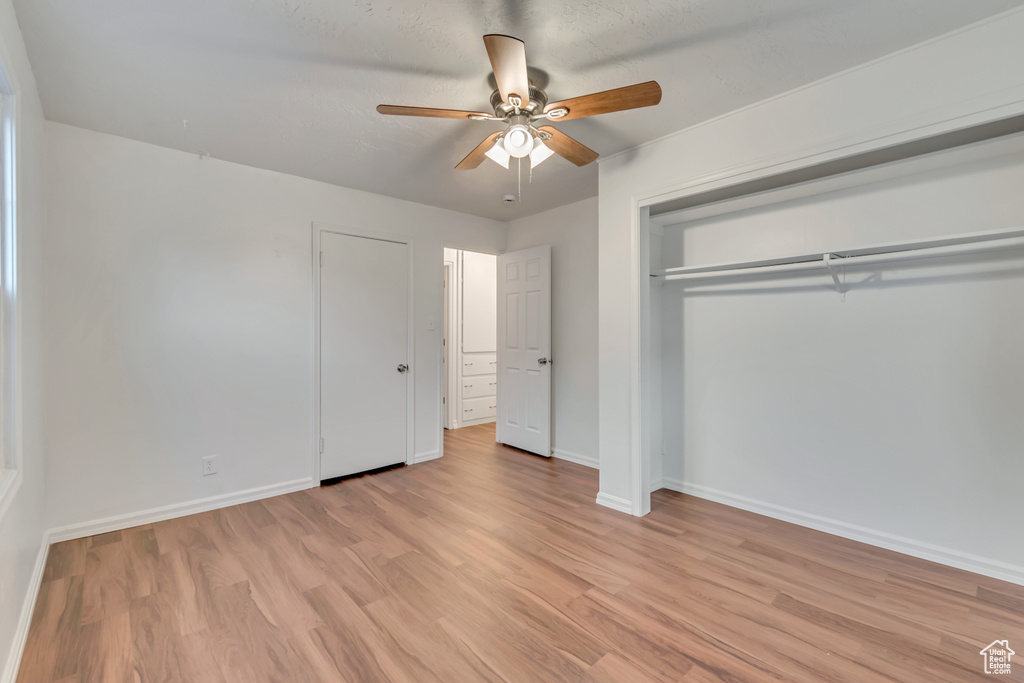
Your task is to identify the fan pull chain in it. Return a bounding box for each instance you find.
[517,156,522,201]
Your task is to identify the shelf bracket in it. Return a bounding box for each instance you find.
[823,253,846,302]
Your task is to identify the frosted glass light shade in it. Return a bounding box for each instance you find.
[530,138,554,168]
[485,138,510,168]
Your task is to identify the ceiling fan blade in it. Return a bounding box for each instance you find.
[455,131,503,170]
[543,81,662,121]
[483,34,530,107]
[537,126,599,166]
[377,105,495,120]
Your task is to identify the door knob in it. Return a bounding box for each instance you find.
[397,364,409,373]
[537,357,551,365]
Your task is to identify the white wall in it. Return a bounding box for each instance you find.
[43,121,506,532]
[598,7,1024,518]
[506,197,599,467]
[0,0,47,679]
[657,135,1024,580]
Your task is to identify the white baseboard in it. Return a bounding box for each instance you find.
[663,478,1024,587]
[649,476,664,493]
[412,450,441,464]
[48,478,316,543]
[596,491,633,515]
[552,448,598,469]
[459,416,495,428]
[1,531,50,683]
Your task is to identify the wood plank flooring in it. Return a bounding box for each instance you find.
[18,423,1024,682]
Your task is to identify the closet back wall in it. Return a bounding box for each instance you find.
[43,122,506,533]
[657,134,1024,578]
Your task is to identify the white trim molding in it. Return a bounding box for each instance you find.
[663,478,1024,587]
[412,450,441,464]
[1,532,49,683]
[596,491,633,515]
[48,478,316,543]
[553,449,598,469]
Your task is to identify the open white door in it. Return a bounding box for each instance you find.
[320,231,410,479]
[496,245,551,456]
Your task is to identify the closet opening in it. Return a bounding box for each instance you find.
[632,115,1024,536]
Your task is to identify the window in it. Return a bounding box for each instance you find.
[0,63,18,519]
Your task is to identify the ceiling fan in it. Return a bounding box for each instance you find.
[377,34,662,171]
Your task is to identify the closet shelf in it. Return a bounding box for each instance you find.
[656,225,1024,283]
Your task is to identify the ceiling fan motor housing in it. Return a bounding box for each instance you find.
[490,85,547,117]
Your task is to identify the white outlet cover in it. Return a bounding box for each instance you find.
[202,455,217,476]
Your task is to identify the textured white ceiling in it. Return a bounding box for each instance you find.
[14,0,1024,220]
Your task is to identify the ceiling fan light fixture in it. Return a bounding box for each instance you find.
[529,138,554,168]
[503,124,533,158]
[485,138,511,168]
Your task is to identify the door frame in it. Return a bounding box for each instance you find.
[442,261,455,430]
[312,222,415,483]
[438,241,502,463]
[620,102,1024,516]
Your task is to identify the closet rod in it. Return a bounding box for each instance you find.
[659,226,1024,283]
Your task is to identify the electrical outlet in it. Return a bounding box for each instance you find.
[202,455,217,476]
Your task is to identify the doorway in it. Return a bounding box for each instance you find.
[443,248,498,430]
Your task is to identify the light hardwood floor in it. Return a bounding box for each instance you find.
[16,423,1024,682]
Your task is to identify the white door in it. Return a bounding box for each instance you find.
[496,245,551,456]
[320,231,409,479]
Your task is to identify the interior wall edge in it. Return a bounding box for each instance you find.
[0,531,49,683]
[662,478,1024,587]
[46,477,316,544]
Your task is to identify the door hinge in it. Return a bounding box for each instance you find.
[319,251,323,267]
[319,437,324,453]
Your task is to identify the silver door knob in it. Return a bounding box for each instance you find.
[397,364,408,373]
[538,357,551,365]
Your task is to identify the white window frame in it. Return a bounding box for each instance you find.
[0,55,19,521]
